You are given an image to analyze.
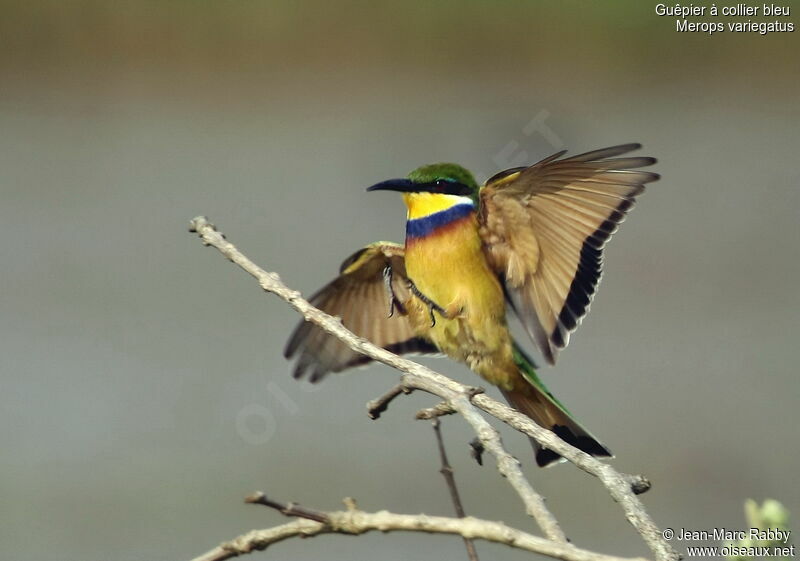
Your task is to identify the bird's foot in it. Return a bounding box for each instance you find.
[382,265,406,318]
[406,280,456,327]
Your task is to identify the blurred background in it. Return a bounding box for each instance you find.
[2,1,798,560]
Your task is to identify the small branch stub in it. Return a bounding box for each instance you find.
[469,438,485,466]
[628,475,652,496]
[367,383,413,420]
[416,401,457,420]
[245,492,330,524]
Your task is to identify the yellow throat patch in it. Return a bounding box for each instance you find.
[402,192,475,220]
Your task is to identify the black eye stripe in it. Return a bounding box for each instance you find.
[434,178,458,191]
[423,178,471,197]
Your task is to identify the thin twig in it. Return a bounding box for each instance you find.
[366,383,412,419]
[416,401,457,419]
[432,419,480,561]
[188,216,679,561]
[245,492,329,523]
[445,391,568,542]
[190,494,651,561]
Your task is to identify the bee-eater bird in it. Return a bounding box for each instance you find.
[285,144,658,466]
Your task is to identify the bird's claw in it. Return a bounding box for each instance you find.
[382,265,397,318]
[407,280,448,328]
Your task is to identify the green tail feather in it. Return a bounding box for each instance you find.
[506,341,612,467]
[511,342,572,414]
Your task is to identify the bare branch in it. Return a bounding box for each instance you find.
[189,495,651,561]
[448,390,568,542]
[416,400,457,419]
[466,396,666,554]
[244,492,329,523]
[432,419,480,561]
[366,383,412,419]
[188,216,679,561]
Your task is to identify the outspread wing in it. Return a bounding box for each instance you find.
[479,143,659,364]
[284,242,438,382]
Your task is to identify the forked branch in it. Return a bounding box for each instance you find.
[188,216,678,561]
[190,493,650,561]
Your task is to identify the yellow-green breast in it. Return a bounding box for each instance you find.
[402,193,518,389]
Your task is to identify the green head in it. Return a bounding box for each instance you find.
[367,163,479,201]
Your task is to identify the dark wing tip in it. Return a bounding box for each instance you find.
[283,324,304,359]
[604,142,642,154]
[291,359,309,380]
[284,311,323,359]
[606,156,657,169]
[566,143,644,163]
[309,366,327,384]
[617,142,642,152]
[630,170,660,184]
[532,149,569,167]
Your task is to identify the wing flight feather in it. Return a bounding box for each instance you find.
[479,144,659,364]
[284,242,437,382]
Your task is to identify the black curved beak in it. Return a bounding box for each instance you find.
[366,178,418,193]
